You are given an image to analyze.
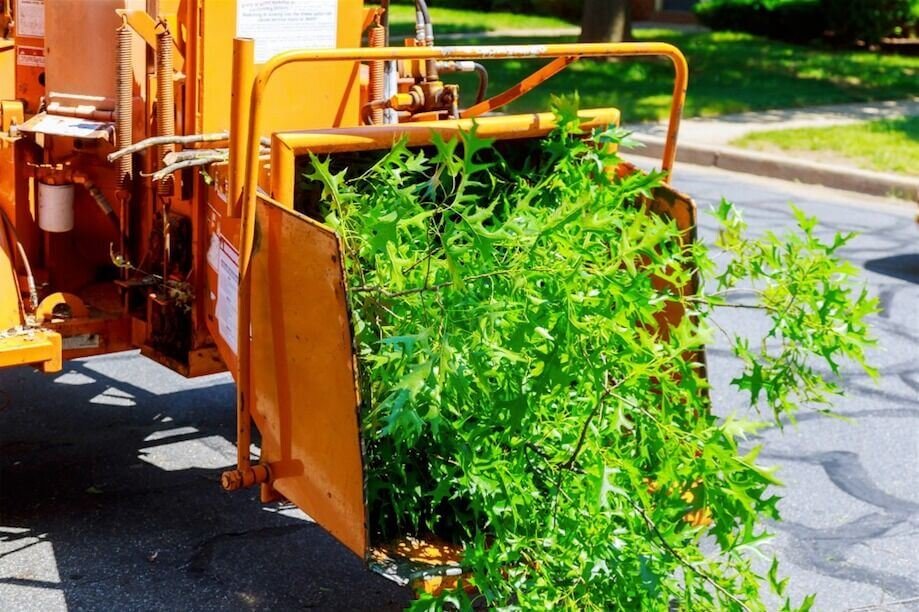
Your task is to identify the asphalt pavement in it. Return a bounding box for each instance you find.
[1,161,917,611]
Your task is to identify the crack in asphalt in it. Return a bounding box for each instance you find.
[185,524,310,574]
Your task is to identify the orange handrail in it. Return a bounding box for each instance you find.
[228,41,689,484]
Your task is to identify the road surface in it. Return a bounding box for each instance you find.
[1,161,917,611]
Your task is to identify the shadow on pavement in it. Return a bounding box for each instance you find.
[864,253,919,285]
[0,354,411,611]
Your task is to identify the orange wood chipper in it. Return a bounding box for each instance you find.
[0,0,696,589]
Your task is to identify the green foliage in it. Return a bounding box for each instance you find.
[695,0,912,44]
[712,201,878,422]
[822,0,914,44]
[304,98,876,609]
[694,0,826,43]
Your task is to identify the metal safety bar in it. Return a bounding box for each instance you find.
[225,40,689,488]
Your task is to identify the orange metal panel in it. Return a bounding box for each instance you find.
[194,0,363,136]
[44,0,146,110]
[13,27,43,116]
[249,195,366,557]
[0,39,13,101]
[0,209,22,331]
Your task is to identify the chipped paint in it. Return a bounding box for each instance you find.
[438,45,548,59]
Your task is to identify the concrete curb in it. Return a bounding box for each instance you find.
[635,135,919,202]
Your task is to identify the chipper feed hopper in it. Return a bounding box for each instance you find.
[0,0,696,590]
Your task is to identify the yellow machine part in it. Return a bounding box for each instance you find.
[0,329,62,372]
[0,39,12,102]
[0,209,23,331]
[0,201,61,373]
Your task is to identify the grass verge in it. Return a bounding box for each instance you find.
[387,4,572,35]
[731,117,919,176]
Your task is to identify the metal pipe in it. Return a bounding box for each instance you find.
[45,102,115,122]
[115,22,133,187]
[231,37,256,478]
[240,45,687,199]
[156,23,176,195]
[229,38,255,217]
[107,132,230,162]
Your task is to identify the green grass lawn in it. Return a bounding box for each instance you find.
[387,4,572,35]
[731,117,919,175]
[384,6,919,122]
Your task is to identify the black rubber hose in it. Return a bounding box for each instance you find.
[473,62,488,104]
[380,0,390,46]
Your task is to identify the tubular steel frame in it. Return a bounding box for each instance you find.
[227,40,689,489]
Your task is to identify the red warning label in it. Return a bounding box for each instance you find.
[16,46,45,68]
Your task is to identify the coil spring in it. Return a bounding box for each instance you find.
[116,25,133,187]
[156,28,175,195]
[368,23,385,125]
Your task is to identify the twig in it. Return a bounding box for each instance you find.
[352,269,510,298]
[143,157,225,181]
[629,499,751,611]
[561,402,602,471]
[107,132,229,161]
[704,302,765,311]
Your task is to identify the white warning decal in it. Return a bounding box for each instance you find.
[236,0,338,64]
[216,240,239,356]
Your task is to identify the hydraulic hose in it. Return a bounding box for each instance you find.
[0,207,38,311]
[415,0,437,79]
[380,0,390,46]
[472,62,488,104]
[415,0,431,33]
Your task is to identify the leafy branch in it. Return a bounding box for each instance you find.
[302,97,876,611]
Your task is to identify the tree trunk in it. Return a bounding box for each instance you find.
[580,0,633,43]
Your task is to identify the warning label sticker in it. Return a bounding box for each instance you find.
[216,240,239,356]
[16,0,45,38]
[236,0,338,64]
[16,46,44,68]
